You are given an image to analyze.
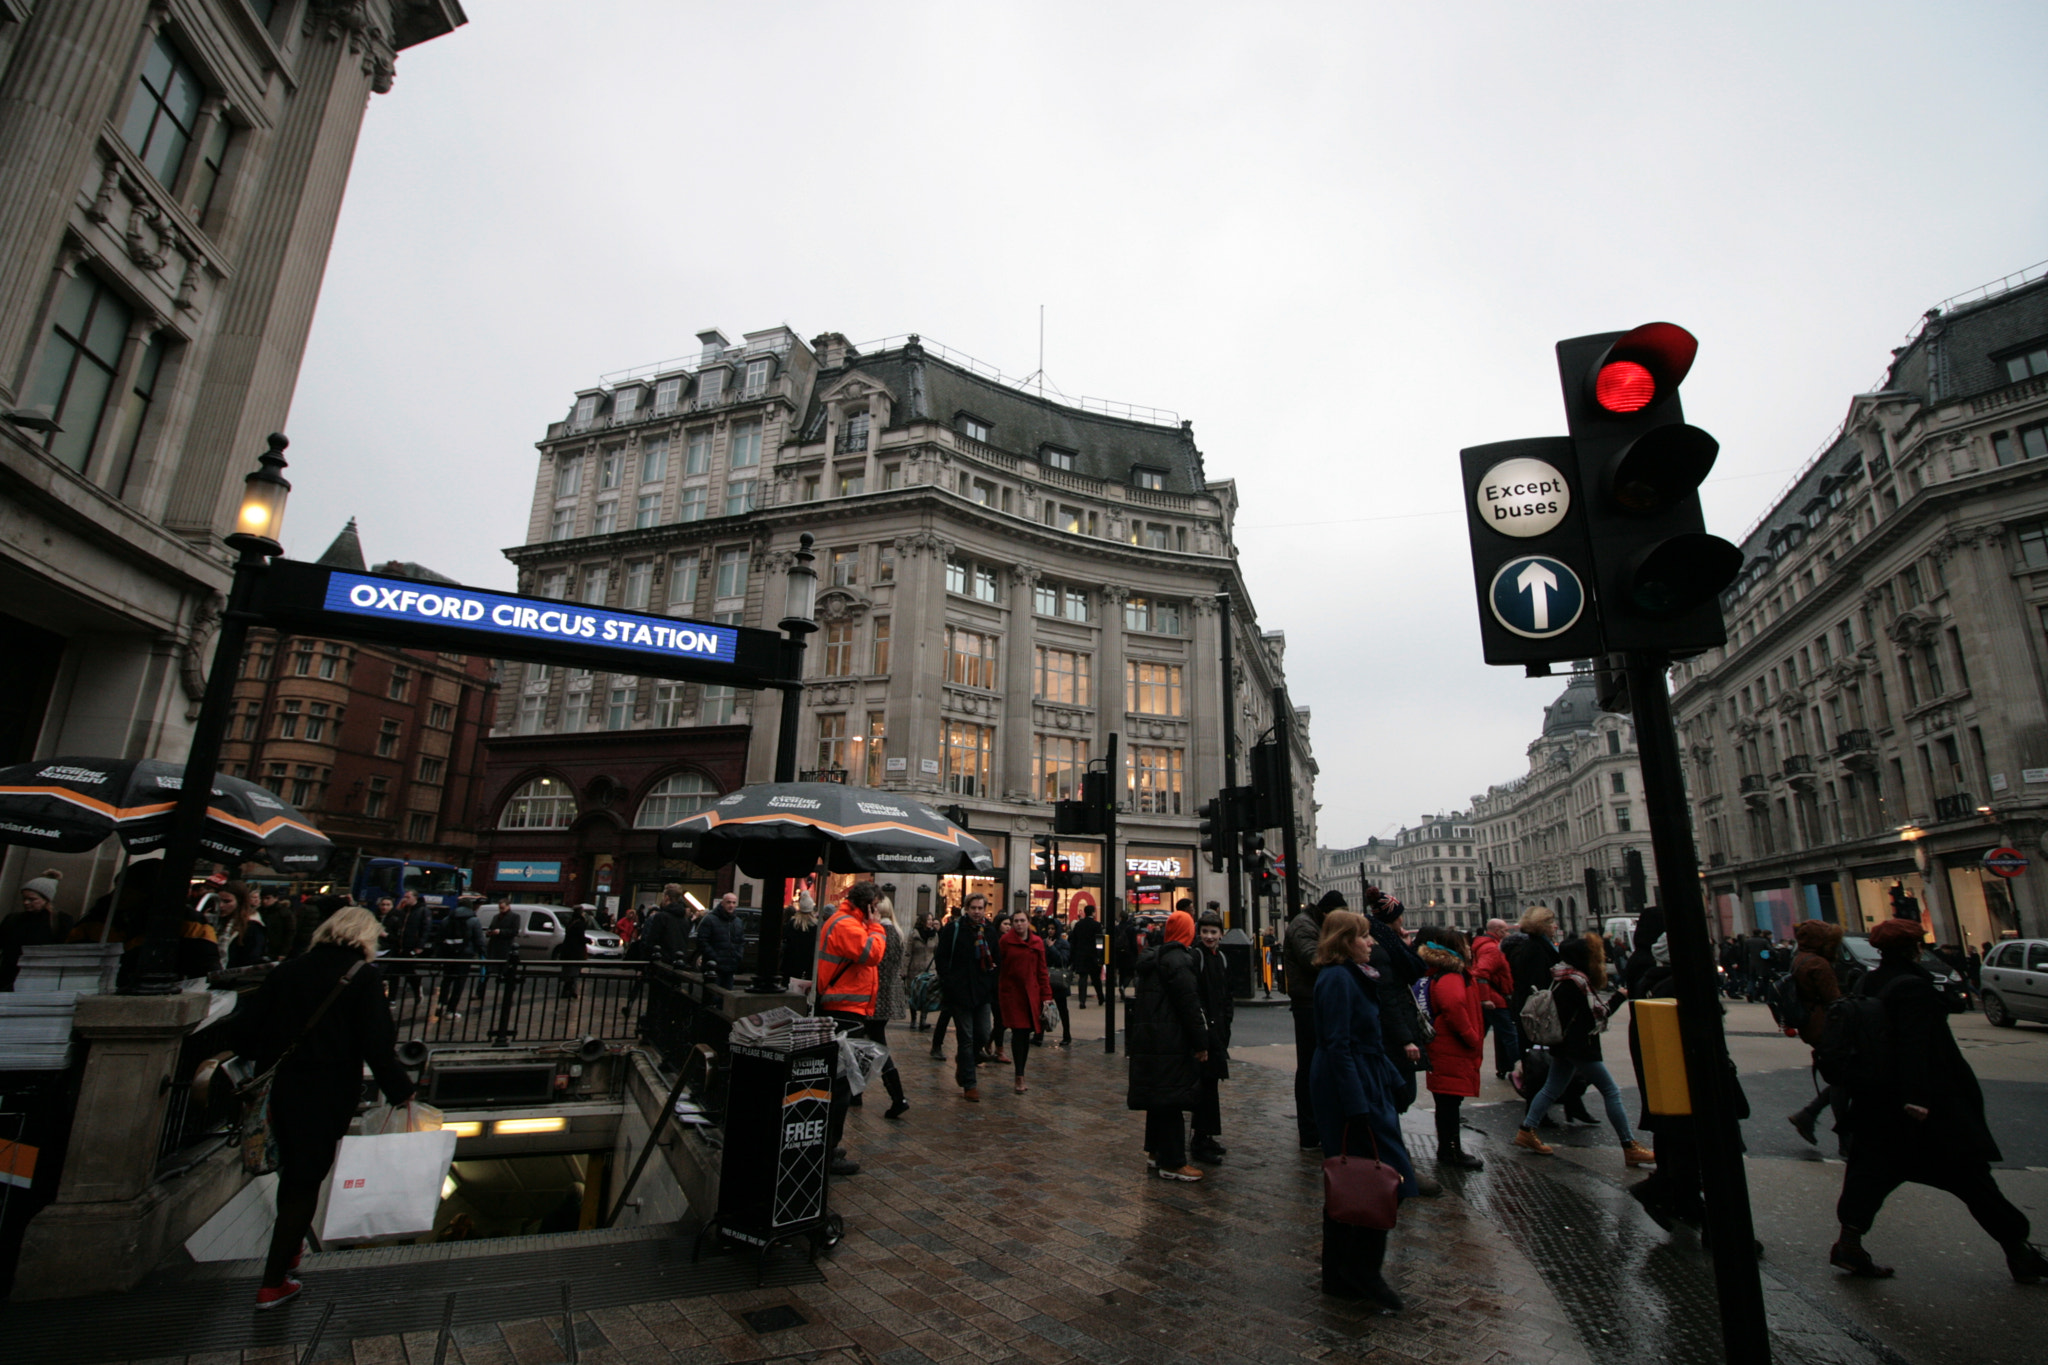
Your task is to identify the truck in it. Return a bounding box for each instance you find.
[352,857,466,914]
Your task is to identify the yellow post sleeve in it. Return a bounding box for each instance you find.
[1634,998,1693,1116]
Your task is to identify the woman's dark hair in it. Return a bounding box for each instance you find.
[1559,932,1608,989]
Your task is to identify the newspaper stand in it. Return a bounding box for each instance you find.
[691,1035,842,1279]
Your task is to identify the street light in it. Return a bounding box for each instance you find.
[754,532,820,993]
[137,435,291,992]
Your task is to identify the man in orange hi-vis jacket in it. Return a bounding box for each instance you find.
[816,880,889,1175]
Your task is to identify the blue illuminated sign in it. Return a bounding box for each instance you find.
[496,860,562,884]
[322,572,738,665]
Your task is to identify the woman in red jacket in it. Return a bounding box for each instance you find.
[996,910,1053,1094]
[1417,927,1486,1172]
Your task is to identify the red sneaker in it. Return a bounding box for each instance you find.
[255,1277,303,1310]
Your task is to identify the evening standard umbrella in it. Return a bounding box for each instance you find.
[0,756,334,871]
[657,782,995,879]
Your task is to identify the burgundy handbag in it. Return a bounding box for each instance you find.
[1323,1122,1403,1230]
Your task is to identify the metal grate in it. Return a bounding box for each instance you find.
[739,1304,808,1334]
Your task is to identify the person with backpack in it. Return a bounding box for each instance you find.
[1827,916,2047,1283]
[1514,933,1656,1170]
[431,897,485,1021]
[1784,919,1846,1148]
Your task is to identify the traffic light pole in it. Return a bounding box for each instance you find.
[1218,592,1245,933]
[1625,651,1770,1364]
[1101,731,1120,1055]
[1272,687,1302,922]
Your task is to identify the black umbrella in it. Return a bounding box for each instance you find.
[0,756,334,871]
[658,781,994,879]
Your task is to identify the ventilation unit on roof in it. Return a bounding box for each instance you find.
[696,329,729,364]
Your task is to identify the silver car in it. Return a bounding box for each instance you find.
[1980,939,2048,1027]
[508,904,623,960]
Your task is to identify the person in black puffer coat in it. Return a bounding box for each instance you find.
[1360,889,1424,1113]
[696,893,747,989]
[1190,912,1234,1164]
[1127,908,1208,1182]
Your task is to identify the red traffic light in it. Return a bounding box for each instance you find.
[1592,322,1698,414]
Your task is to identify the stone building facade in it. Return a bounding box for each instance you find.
[216,520,496,878]
[1319,836,1392,903]
[1470,666,1655,936]
[477,329,1318,929]
[1671,266,2048,947]
[1386,812,1480,930]
[0,0,465,907]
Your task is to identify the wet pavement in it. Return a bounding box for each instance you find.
[59,997,2047,1365]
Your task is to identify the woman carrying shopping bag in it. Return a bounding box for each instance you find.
[230,906,415,1309]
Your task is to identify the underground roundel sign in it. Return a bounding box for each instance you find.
[1983,846,2028,878]
[1489,554,1585,639]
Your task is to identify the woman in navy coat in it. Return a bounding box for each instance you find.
[1310,909,1416,1312]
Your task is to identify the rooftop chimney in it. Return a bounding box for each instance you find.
[696,329,729,364]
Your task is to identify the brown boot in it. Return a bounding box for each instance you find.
[1623,1140,1657,1167]
[1514,1127,1554,1155]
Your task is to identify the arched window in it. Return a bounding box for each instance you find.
[499,775,576,829]
[635,771,719,828]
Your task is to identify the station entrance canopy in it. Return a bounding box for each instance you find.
[251,559,795,688]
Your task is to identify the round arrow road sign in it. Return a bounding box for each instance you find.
[1983,846,2028,877]
[1489,554,1585,639]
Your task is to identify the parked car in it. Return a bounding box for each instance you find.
[1838,932,1969,1011]
[1979,938,2048,1027]
[508,904,623,960]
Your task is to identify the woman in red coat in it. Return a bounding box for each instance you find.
[996,910,1053,1094]
[1417,927,1486,1172]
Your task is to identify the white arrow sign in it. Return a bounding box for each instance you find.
[1516,560,1559,631]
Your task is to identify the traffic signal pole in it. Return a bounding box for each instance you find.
[1102,731,1120,1055]
[1626,650,1770,1363]
[1272,687,1302,921]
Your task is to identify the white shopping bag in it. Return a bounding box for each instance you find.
[838,1035,887,1096]
[320,1128,458,1242]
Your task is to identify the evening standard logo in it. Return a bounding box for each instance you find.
[767,796,822,810]
[873,851,937,866]
[717,794,745,805]
[854,801,906,818]
[0,821,63,839]
[36,765,108,784]
[322,572,737,663]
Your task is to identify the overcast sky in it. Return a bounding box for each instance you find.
[282,1,2048,847]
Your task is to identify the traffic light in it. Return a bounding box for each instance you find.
[1248,741,1288,830]
[1198,796,1233,873]
[1054,768,1110,835]
[1557,322,1741,654]
[1240,829,1266,869]
[1460,436,1603,666]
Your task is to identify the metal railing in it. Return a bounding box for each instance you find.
[377,956,654,1049]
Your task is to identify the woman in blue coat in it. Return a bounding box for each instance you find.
[1311,909,1417,1312]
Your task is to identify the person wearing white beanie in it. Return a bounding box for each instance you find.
[5,868,66,989]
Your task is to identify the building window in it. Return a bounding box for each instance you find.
[877,545,895,583]
[539,571,567,601]
[684,430,711,475]
[303,702,332,743]
[1127,661,1184,716]
[654,377,681,414]
[377,718,402,757]
[881,463,902,490]
[1614,806,1632,832]
[1042,447,1075,471]
[871,615,891,674]
[407,813,434,843]
[945,626,999,689]
[364,775,390,818]
[715,548,748,601]
[1127,746,1184,815]
[598,447,622,490]
[548,505,575,540]
[744,358,769,394]
[829,549,857,587]
[572,395,598,431]
[1610,771,1626,794]
[613,388,638,423]
[277,699,301,738]
[501,775,576,829]
[1034,734,1088,801]
[945,559,966,594]
[640,437,668,484]
[838,412,870,453]
[944,721,993,797]
[605,685,632,729]
[1133,467,1167,491]
[513,694,542,734]
[650,683,684,727]
[418,754,445,784]
[1994,423,2048,467]
[121,34,205,187]
[635,771,718,827]
[292,644,314,676]
[593,499,618,534]
[697,369,725,404]
[2016,519,2048,569]
[730,419,763,467]
[237,702,258,740]
[554,459,581,500]
[623,560,652,610]
[1124,597,1182,634]
[290,765,322,808]
[676,486,707,522]
[836,471,865,497]
[1135,523,1171,550]
[1036,647,1091,706]
[668,552,700,611]
[724,480,757,515]
[822,621,855,676]
[974,566,998,602]
[700,684,736,725]
[2001,343,2048,384]
[960,416,990,443]
[318,644,346,680]
[581,567,608,604]
[816,712,849,772]
[971,478,997,507]
[633,493,660,528]
[387,665,412,701]
[26,273,133,473]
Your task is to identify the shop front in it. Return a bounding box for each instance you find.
[1848,859,1924,935]
[1124,844,1198,917]
[1940,850,2022,949]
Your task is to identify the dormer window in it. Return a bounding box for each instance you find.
[2000,342,2048,385]
[573,395,598,431]
[960,415,990,443]
[1133,467,1166,491]
[697,369,725,404]
[744,358,770,394]
[1042,446,1075,471]
[838,412,870,453]
[653,378,681,414]
[613,387,638,423]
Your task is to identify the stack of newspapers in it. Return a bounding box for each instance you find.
[729,1005,836,1051]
